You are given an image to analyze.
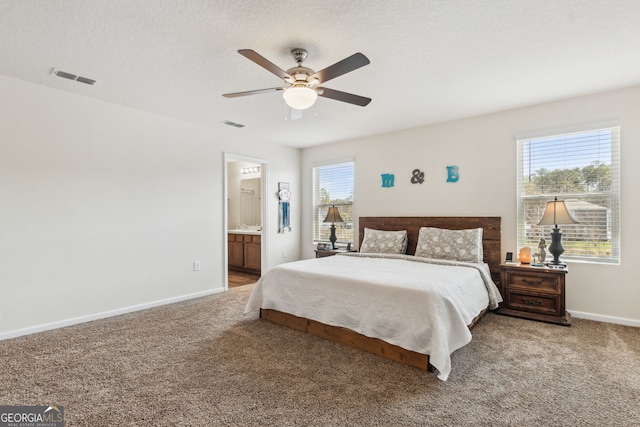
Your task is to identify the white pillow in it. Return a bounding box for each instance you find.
[360,228,408,254]
[414,227,483,263]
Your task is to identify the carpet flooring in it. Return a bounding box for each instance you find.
[1,285,638,426]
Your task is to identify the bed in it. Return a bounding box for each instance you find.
[244,216,502,380]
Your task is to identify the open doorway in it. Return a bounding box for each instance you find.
[224,153,268,290]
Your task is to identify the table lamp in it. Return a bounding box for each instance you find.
[537,197,578,266]
[323,205,344,250]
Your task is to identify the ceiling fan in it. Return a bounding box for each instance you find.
[223,48,371,111]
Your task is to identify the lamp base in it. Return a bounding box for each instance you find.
[545,262,566,268]
[329,224,337,250]
[547,227,565,265]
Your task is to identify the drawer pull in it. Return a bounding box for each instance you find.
[521,298,541,305]
[522,278,543,285]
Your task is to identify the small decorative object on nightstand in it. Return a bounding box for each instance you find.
[518,246,532,264]
[537,238,547,263]
[499,263,570,326]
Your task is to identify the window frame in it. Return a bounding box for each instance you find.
[516,125,620,265]
[312,159,355,246]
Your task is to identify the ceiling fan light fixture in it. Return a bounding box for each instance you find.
[283,86,317,110]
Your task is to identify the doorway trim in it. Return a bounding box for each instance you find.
[223,153,269,291]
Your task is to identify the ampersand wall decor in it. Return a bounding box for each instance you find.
[411,169,425,184]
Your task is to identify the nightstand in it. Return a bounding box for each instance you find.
[315,249,353,258]
[499,263,571,326]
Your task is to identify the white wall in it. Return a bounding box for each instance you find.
[302,85,640,325]
[0,75,300,338]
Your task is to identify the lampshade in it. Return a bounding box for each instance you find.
[537,197,578,227]
[283,86,317,110]
[323,206,344,223]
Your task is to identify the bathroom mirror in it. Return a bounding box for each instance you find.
[240,178,261,226]
[227,160,262,231]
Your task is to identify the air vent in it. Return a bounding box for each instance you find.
[55,70,76,80]
[51,68,97,85]
[221,120,245,128]
[76,76,97,85]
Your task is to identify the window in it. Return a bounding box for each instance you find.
[312,161,354,245]
[517,127,620,264]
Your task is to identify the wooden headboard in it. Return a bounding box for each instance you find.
[358,217,502,284]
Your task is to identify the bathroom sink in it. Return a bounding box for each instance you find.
[228,229,262,235]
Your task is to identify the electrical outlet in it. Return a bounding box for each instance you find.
[282,249,287,258]
[193,261,201,271]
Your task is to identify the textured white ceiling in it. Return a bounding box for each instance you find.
[2,0,640,148]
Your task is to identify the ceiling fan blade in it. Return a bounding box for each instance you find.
[223,87,285,98]
[317,87,371,106]
[311,53,370,84]
[238,49,292,81]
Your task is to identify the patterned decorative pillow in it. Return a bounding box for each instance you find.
[359,228,408,254]
[414,227,483,263]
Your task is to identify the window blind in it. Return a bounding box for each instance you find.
[517,127,620,264]
[312,161,354,244]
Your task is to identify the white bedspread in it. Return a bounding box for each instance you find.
[244,253,502,381]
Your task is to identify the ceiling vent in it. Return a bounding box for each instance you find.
[51,68,96,85]
[221,120,245,128]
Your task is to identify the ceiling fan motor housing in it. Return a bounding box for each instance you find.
[285,66,318,86]
[291,48,308,64]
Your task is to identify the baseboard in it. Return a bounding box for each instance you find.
[570,310,640,327]
[0,288,225,341]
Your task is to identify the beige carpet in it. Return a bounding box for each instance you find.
[1,284,638,426]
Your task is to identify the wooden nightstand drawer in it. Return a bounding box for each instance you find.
[505,291,560,316]
[504,272,560,294]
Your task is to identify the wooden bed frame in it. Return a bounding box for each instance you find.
[261,216,502,371]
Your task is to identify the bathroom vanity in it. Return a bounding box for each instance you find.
[228,230,261,274]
